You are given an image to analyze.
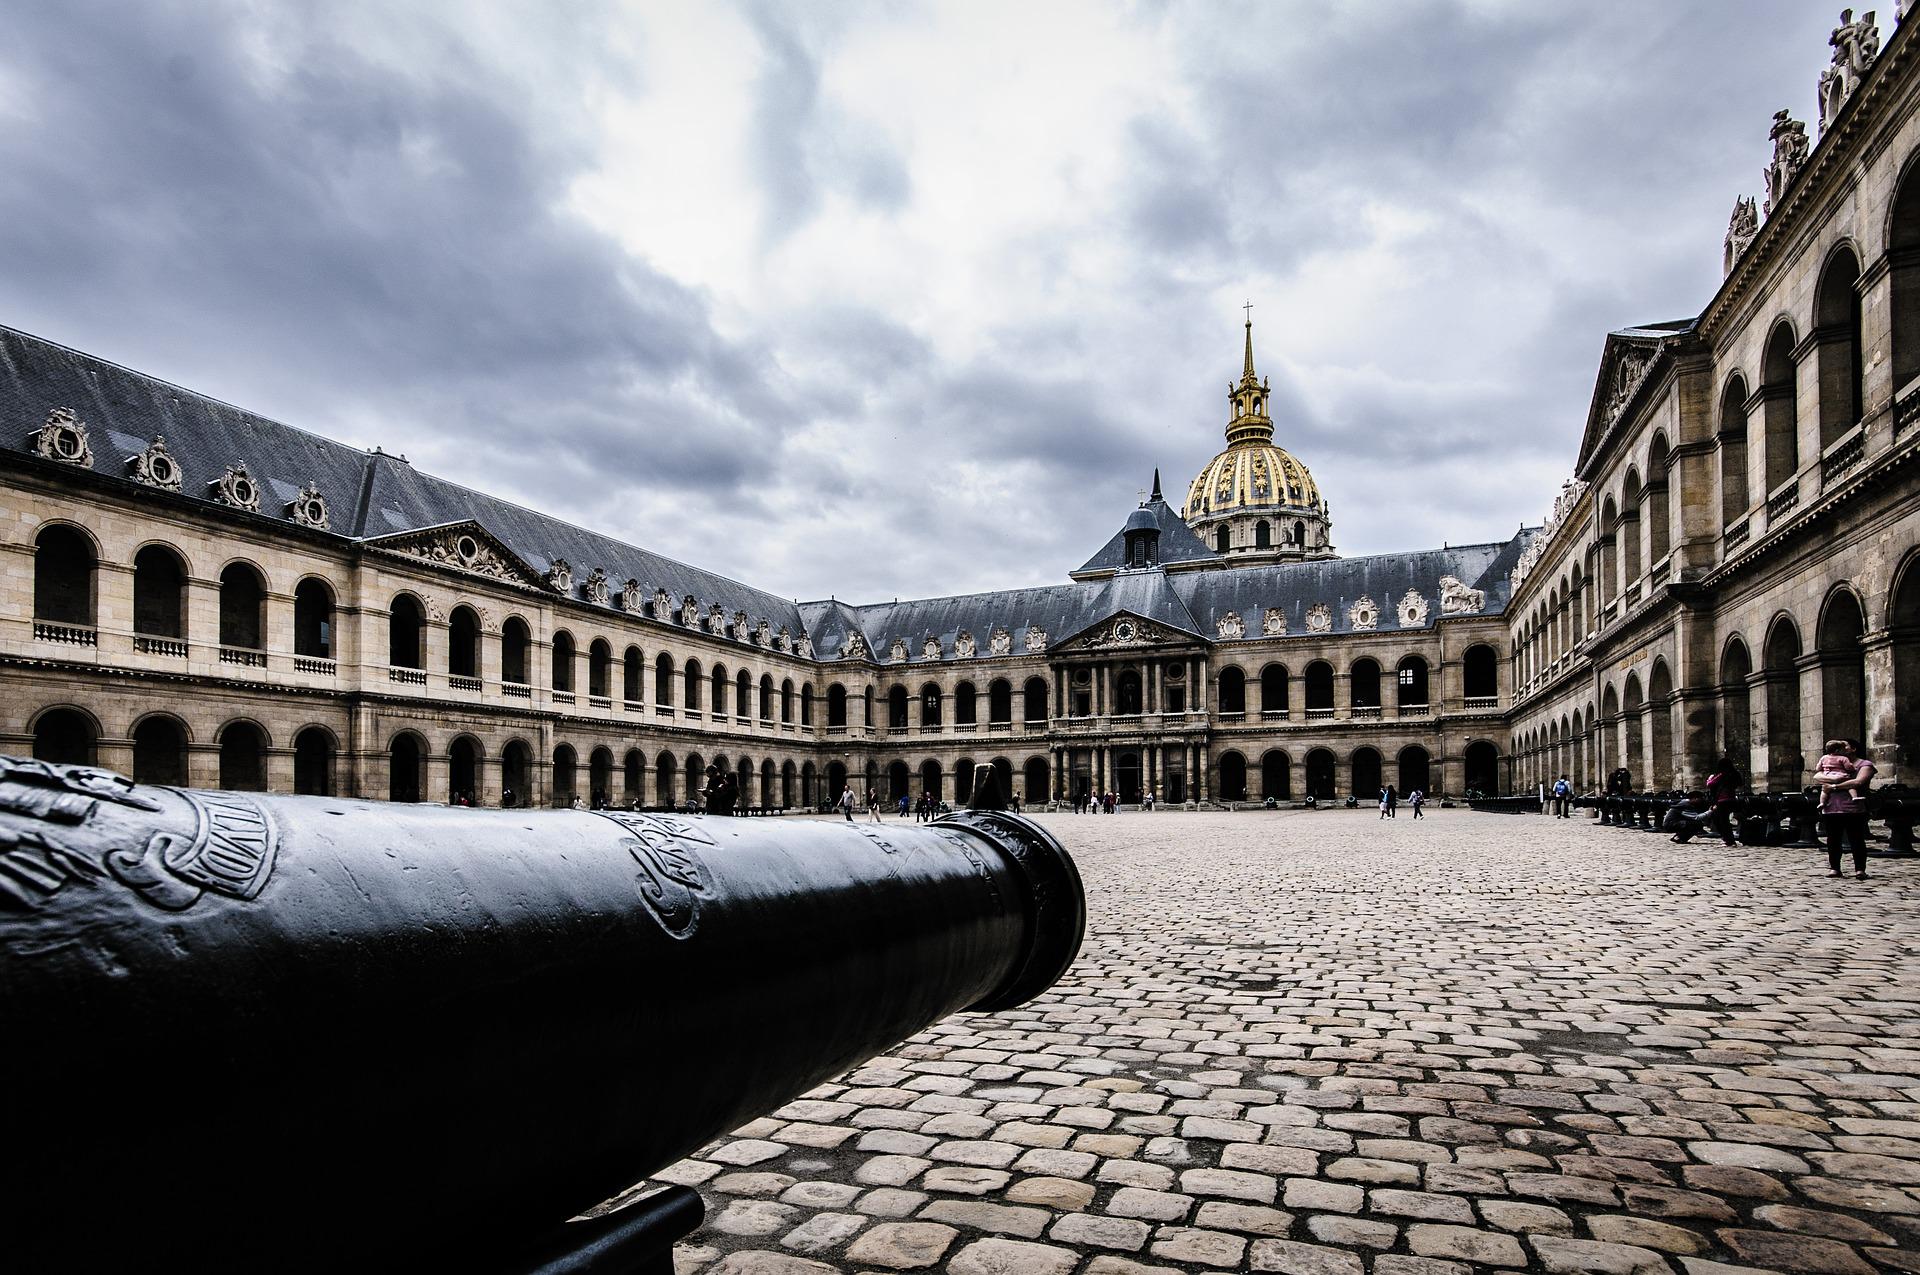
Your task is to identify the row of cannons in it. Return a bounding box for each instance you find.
[0,755,1086,1272]
[1575,788,1919,855]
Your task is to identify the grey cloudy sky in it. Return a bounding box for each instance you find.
[0,0,1842,602]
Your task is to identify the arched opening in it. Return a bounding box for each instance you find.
[1815,246,1864,454]
[1818,589,1868,750]
[1463,645,1497,701]
[1349,658,1381,711]
[654,652,675,705]
[502,617,531,685]
[1023,677,1048,724]
[1761,321,1799,496]
[1219,751,1247,802]
[1398,745,1430,795]
[1217,666,1246,714]
[736,669,751,718]
[710,664,728,716]
[1115,751,1142,804]
[589,747,614,809]
[863,688,874,728]
[781,679,795,724]
[888,761,912,802]
[1764,617,1803,790]
[1215,526,1230,553]
[449,606,481,679]
[502,740,532,807]
[1895,554,1920,777]
[1023,756,1049,804]
[624,646,644,702]
[919,759,942,804]
[1260,664,1288,715]
[801,685,814,726]
[654,751,678,810]
[1304,748,1336,800]
[988,679,1012,724]
[955,681,978,726]
[1396,656,1428,709]
[625,750,645,804]
[779,760,796,808]
[1599,496,1620,604]
[801,761,817,806]
[920,683,943,728]
[389,732,424,803]
[552,631,578,693]
[684,754,703,805]
[1720,637,1753,763]
[989,757,1014,804]
[133,545,187,641]
[551,744,577,808]
[955,758,976,803]
[1303,660,1334,712]
[826,761,847,802]
[828,684,848,728]
[589,639,612,699]
[34,526,96,634]
[1351,747,1382,798]
[450,736,481,804]
[220,720,268,792]
[31,707,96,766]
[756,758,773,805]
[683,658,702,711]
[1718,374,1751,532]
[294,726,335,796]
[219,562,266,651]
[759,674,774,721]
[132,715,188,786]
[1116,670,1143,715]
[1261,750,1291,800]
[888,685,909,730]
[1894,162,1920,395]
[1464,741,1500,796]
[1255,520,1271,549]
[389,594,425,669]
[1647,435,1671,564]
[1648,661,1675,790]
[1620,470,1643,583]
[295,579,334,659]
[1621,675,1646,787]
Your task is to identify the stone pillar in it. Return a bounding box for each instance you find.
[266,746,294,794]
[1862,631,1902,783]
[1198,741,1211,802]
[96,736,134,784]
[187,742,221,790]
[1796,651,1827,789]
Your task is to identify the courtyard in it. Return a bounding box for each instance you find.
[650,807,1920,1275]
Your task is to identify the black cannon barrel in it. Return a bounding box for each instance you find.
[0,756,1085,1272]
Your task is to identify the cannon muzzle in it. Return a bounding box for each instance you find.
[0,755,1085,1271]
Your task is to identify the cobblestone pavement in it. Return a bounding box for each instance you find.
[644,808,1920,1275]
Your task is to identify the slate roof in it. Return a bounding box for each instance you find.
[1073,495,1218,576]
[0,325,807,632]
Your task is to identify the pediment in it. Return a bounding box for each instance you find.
[1055,611,1200,652]
[365,521,547,588]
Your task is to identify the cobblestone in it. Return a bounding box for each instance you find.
[642,810,1920,1272]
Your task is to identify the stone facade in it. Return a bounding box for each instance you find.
[1507,6,1920,794]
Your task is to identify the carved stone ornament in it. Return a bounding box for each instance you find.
[583,567,611,606]
[1763,109,1811,216]
[843,631,870,660]
[890,637,910,662]
[286,483,330,531]
[1261,607,1287,637]
[620,579,645,613]
[1397,590,1430,628]
[774,625,792,652]
[1348,596,1380,631]
[1439,575,1486,615]
[1216,611,1246,640]
[209,462,261,512]
[0,754,274,914]
[126,435,181,490]
[731,610,749,639]
[1724,196,1759,275]
[28,406,93,468]
[1305,603,1333,634]
[954,630,977,658]
[679,595,698,625]
[753,619,771,647]
[795,633,814,659]
[989,627,1012,656]
[1819,9,1881,131]
[1604,348,1655,429]
[652,588,673,622]
[545,558,574,595]
[922,636,943,661]
[422,596,445,624]
[706,604,725,634]
[394,526,527,584]
[1025,625,1048,653]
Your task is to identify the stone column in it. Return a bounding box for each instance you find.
[266,745,294,794]
[1198,741,1211,802]
[187,742,221,790]
[1796,651,1827,789]
[96,735,134,784]
[1862,631,1902,783]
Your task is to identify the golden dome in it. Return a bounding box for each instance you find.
[1184,443,1323,519]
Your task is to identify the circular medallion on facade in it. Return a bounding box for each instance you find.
[1114,620,1135,641]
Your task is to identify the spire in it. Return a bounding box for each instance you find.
[1151,468,1162,501]
[1225,304,1275,448]
[1241,301,1257,383]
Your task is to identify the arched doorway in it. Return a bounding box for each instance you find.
[132,715,188,786]
[1116,751,1142,804]
[450,736,480,805]
[502,740,533,807]
[1464,741,1500,796]
[1116,670,1143,715]
[955,758,976,804]
[1261,750,1291,800]
[919,759,943,805]
[590,747,614,809]
[220,721,268,792]
[1218,751,1247,801]
[1764,617,1803,790]
[1398,745,1431,796]
[1023,757,1049,805]
[1818,589,1867,750]
[825,761,848,803]
[655,751,678,811]
[551,744,578,808]
[1351,747,1382,798]
[294,727,334,796]
[391,733,425,803]
[1304,748,1335,800]
[887,761,911,803]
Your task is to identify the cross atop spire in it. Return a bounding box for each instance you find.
[1151,467,1163,501]
[1226,305,1274,448]
[1242,301,1256,382]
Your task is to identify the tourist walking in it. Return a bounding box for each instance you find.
[1409,788,1424,819]
[1379,786,1391,819]
[839,785,855,821]
[1386,784,1397,817]
[1705,754,1741,845]
[867,789,882,822]
[1552,775,1572,818]
[1818,739,1876,879]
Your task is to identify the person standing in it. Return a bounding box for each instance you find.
[1551,775,1572,818]
[839,784,856,821]
[1379,786,1391,819]
[1386,784,1398,818]
[1819,739,1876,879]
[1704,754,1741,846]
[1409,788,1425,819]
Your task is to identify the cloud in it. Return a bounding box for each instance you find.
[0,0,1849,601]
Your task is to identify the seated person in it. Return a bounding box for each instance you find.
[1663,791,1715,843]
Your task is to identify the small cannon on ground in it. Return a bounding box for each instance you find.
[0,756,1085,1273]
[1872,785,1918,855]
